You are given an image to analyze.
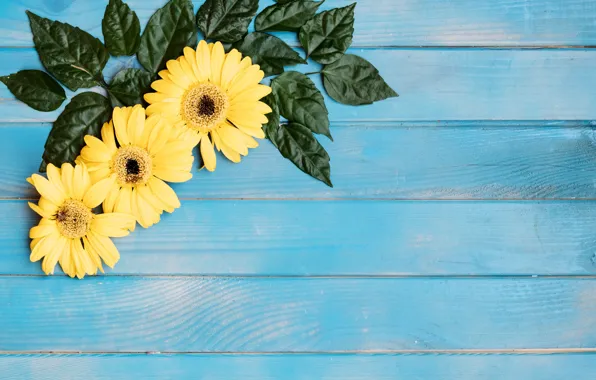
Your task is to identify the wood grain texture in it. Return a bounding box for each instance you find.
[7,201,596,276]
[1,0,595,47]
[2,353,596,379]
[5,199,596,275]
[1,277,596,351]
[2,48,596,122]
[3,124,596,200]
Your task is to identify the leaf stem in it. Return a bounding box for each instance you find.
[304,71,321,76]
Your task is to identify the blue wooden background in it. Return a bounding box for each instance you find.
[1,0,596,378]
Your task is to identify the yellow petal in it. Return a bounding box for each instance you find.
[230,101,272,115]
[210,41,225,85]
[183,47,201,80]
[114,185,133,216]
[46,164,66,195]
[199,134,216,171]
[72,163,91,200]
[91,213,135,237]
[228,65,264,97]
[220,49,242,90]
[82,237,105,274]
[30,232,57,262]
[85,231,121,268]
[158,69,171,80]
[137,184,169,213]
[213,129,241,163]
[29,221,58,239]
[152,168,193,183]
[195,40,212,82]
[41,235,68,275]
[150,79,185,97]
[59,240,74,278]
[89,165,112,184]
[102,184,121,214]
[146,102,179,118]
[227,109,269,125]
[28,202,54,219]
[230,84,272,103]
[60,163,75,197]
[137,114,159,151]
[167,59,192,88]
[39,197,59,216]
[218,123,249,155]
[147,118,172,155]
[112,107,131,146]
[148,177,180,211]
[144,93,177,104]
[83,135,112,161]
[83,175,116,209]
[30,174,66,206]
[235,123,266,139]
[127,105,146,146]
[101,121,118,153]
[135,191,161,228]
[239,131,259,148]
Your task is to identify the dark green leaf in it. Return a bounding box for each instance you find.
[274,0,295,3]
[102,0,141,56]
[0,70,66,111]
[255,0,324,32]
[137,0,195,76]
[267,122,332,187]
[196,0,258,43]
[271,71,331,140]
[298,3,355,64]
[232,32,306,77]
[261,93,280,140]
[42,92,112,169]
[322,54,398,105]
[26,11,108,91]
[108,68,152,106]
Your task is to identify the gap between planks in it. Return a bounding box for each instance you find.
[6,197,596,201]
[2,349,596,355]
[2,274,596,279]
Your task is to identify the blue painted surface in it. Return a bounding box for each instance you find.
[0,0,595,379]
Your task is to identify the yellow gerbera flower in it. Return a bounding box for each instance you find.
[144,40,272,171]
[78,105,194,228]
[27,163,136,279]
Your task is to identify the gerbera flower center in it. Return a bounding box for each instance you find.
[55,199,93,239]
[113,146,152,185]
[181,83,228,131]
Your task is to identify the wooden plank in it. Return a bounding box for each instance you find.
[2,353,596,379]
[1,48,596,122]
[3,124,596,200]
[1,277,596,351]
[1,0,595,47]
[4,199,596,276]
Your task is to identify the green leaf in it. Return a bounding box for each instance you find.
[298,3,355,64]
[232,32,306,77]
[42,92,112,169]
[255,0,324,32]
[261,93,280,140]
[196,0,259,43]
[322,54,398,105]
[267,122,332,187]
[26,11,108,91]
[271,71,331,140]
[102,0,141,56]
[0,70,66,112]
[137,0,196,76]
[108,68,152,106]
